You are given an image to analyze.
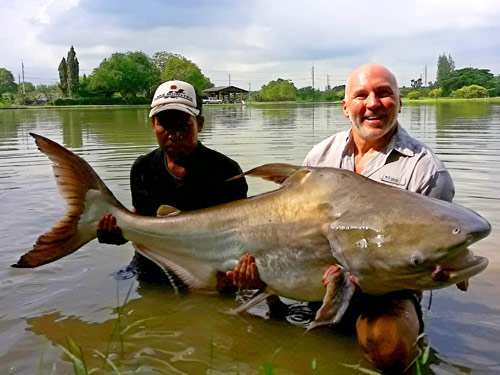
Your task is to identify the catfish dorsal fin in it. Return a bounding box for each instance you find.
[227,163,302,185]
[156,205,180,217]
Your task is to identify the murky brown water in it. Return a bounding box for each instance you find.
[1,102,499,374]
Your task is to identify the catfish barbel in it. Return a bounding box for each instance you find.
[14,134,491,327]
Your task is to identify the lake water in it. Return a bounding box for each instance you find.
[1,102,499,374]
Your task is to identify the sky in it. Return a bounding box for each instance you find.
[2,0,500,90]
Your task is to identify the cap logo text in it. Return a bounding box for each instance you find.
[155,88,194,103]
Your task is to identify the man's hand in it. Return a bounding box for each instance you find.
[322,264,342,287]
[226,253,265,290]
[456,280,469,291]
[97,214,128,245]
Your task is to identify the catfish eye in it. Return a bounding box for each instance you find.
[410,254,423,266]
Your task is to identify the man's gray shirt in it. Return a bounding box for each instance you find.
[303,123,455,202]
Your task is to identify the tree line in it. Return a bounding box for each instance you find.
[1,50,499,106]
[402,53,500,100]
[0,47,214,106]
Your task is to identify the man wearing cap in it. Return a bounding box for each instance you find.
[97,80,248,288]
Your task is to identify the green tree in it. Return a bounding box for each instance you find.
[451,85,488,99]
[89,51,159,98]
[438,67,495,96]
[429,88,443,99]
[152,52,212,93]
[76,74,91,97]
[260,79,297,101]
[19,82,35,93]
[0,68,18,94]
[336,90,345,101]
[454,68,494,88]
[323,90,337,102]
[436,53,455,90]
[439,73,461,96]
[407,90,421,100]
[36,84,60,95]
[66,46,79,97]
[58,57,68,96]
[410,78,422,89]
[296,86,320,102]
[486,75,500,97]
[15,81,36,104]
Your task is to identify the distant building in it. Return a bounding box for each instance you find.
[203,86,248,104]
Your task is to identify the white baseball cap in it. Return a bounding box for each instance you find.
[149,80,200,117]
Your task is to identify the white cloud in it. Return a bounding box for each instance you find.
[1,0,499,88]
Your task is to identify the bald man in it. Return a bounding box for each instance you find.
[228,64,455,373]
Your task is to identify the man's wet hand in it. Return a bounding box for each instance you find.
[226,253,265,290]
[456,279,469,291]
[321,264,342,287]
[97,214,128,245]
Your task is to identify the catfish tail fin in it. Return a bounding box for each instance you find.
[12,133,125,268]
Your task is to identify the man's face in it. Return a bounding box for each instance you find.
[152,110,203,159]
[343,66,402,141]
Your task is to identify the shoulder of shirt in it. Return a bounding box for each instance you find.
[197,142,243,171]
[303,130,349,165]
[132,148,162,166]
[394,125,448,173]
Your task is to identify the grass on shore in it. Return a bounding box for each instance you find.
[402,96,500,104]
[2,97,500,110]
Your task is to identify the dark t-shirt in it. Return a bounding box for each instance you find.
[129,141,248,283]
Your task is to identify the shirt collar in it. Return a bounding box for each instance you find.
[342,122,414,161]
[390,123,415,157]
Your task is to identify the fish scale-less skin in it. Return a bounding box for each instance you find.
[107,182,337,301]
[16,134,490,323]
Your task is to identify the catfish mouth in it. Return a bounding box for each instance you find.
[431,220,491,284]
[431,248,488,284]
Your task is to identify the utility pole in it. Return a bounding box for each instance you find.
[229,74,231,86]
[327,74,330,90]
[311,64,315,89]
[424,65,427,88]
[22,61,25,94]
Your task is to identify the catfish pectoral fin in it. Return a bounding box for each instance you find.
[307,270,356,331]
[227,288,273,315]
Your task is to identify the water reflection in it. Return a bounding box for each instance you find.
[25,280,362,375]
[434,101,492,128]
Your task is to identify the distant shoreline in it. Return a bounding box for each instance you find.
[1,97,500,110]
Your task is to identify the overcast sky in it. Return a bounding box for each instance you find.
[2,0,500,90]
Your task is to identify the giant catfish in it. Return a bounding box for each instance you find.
[13,134,491,327]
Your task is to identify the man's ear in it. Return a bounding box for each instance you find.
[197,116,205,132]
[343,99,349,118]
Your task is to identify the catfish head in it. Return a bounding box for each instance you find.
[327,185,491,295]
